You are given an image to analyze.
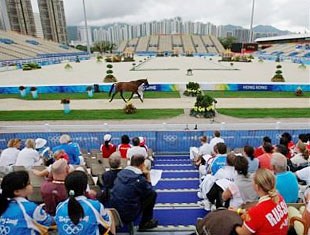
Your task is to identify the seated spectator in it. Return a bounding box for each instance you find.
[52,134,82,165]
[100,134,116,158]
[257,142,273,170]
[101,154,122,206]
[0,171,54,233]
[40,159,69,215]
[111,154,158,230]
[0,138,21,170]
[291,142,309,166]
[254,136,271,158]
[32,150,70,177]
[35,138,53,166]
[209,130,225,151]
[118,134,131,159]
[222,154,258,208]
[55,171,114,234]
[15,138,42,169]
[243,145,259,174]
[127,137,148,160]
[271,152,299,203]
[280,132,295,158]
[295,166,310,185]
[206,151,236,208]
[190,136,212,164]
[233,169,288,235]
[210,143,227,175]
[139,136,154,160]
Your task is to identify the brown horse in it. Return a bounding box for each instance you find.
[108,79,149,103]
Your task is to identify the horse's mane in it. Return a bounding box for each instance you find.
[129,79,147,83]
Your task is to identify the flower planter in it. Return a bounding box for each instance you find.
[63,104,71,114]
[19,89,26,97]
[87,90,94,98]
[31,90,38,99]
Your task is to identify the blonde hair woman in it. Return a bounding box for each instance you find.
[0,138,21,167]
[234,169,288,235]
[15,139,42,169]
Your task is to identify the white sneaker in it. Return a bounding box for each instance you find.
[197,192,203,199]
[197,199,211,211]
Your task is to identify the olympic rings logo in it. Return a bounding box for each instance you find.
[163,135,178,142]
[0,225,10,235]
[63,223,83,234]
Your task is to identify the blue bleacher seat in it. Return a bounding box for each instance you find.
[25,40,39,45]
[0,38,15,44]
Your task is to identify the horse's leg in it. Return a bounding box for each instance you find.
[127,92,134,101]
[120,90,127,103]
[136,92,143,103]
[109,91,117,102]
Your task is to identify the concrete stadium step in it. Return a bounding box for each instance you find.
[161,170,199,178]
[154,165,195,170]
[156,189,199,203]
[155,178,199,190]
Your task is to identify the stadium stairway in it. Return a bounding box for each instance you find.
[130,154,207,234]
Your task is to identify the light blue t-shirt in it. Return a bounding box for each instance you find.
[0,197,53,234]
[55,196,111,235]
[246,157,259,174]
[211,155,227,175]
[276,171,299,203]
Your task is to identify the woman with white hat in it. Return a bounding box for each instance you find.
[35,138,53,166]
[100,134,116,158]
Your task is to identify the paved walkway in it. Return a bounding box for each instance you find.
[0,97,309,110]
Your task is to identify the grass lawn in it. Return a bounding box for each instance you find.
[0,109,184,121]
[0,108,308,121]
[0,91,180,100]
[204,91,310,98]
[217,108,310,118]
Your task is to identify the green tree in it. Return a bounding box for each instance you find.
[75,45,87,52]
[219,36,237,49]
[93,41,116,54]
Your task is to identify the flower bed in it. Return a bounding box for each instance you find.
[190,94,216,118]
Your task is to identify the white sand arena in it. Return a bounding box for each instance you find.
[0,56,309,86]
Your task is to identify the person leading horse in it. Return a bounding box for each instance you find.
[108,79,149,103]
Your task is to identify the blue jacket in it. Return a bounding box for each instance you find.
[52,142,81,165]
[55,196,111,235]
[0,197,53,234]
[110,166,154,223]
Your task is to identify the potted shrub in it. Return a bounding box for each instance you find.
[183,82,202,97]
[64,63,72,70]
[104,64,117,82]
[30,86,38,99]
[19,86,26,97]
[271,64,285,82]
[190,94,216,118]
[123,102,137,114]
[186,69,193,76]
[60,98,70,114]
[295,87,303,96]
[86,86,94,98]
[96,55,103,62]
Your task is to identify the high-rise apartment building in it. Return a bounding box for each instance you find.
[1,0,36,36]
[38,0,67,43]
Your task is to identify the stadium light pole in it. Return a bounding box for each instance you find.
[249,0,255,42]
[82,0,91,55]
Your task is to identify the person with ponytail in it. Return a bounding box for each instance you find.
[0,171,54,234]
[234,168,288,235]
[100,134,116,158]
[55,170,115,235]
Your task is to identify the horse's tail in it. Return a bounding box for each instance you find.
[108,83,115,97]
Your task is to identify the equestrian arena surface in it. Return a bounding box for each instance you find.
[0,56,309,129]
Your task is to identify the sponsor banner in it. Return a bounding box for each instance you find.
[0,129,306,153]
[1,83,309,94]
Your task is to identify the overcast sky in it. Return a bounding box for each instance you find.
[34,0,309,32]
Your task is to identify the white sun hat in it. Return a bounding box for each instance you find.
[104,134,112,142]
[35,138,47,149]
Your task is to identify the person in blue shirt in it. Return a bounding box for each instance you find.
[52,134,82,165]
[55,170,114,235]
[271,152,299,203]
[210,143,227,175]
[0,171,54,234]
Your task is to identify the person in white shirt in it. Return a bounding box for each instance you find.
[209,130,225,151]
[190,136,212,161]
[127,137,149,169]
[15,139,42,169]
[0,138,21,168]
[295,166,310,185]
